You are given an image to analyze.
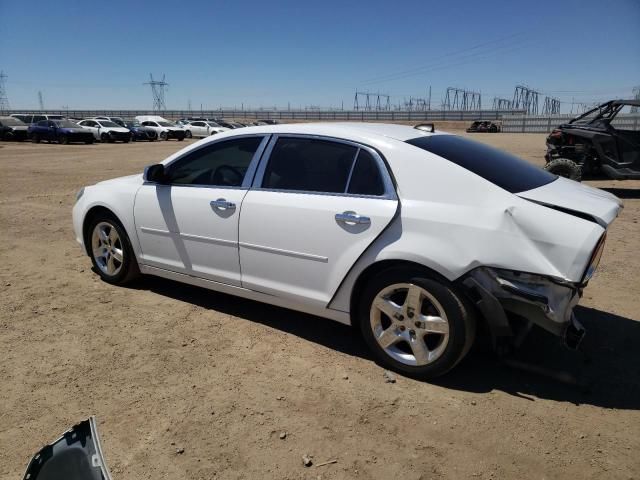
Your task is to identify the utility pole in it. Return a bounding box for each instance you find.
[0,71,10,113]
[143,74,168,112]
[38,91,44,111]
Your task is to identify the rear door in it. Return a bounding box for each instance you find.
[239,135,398,306]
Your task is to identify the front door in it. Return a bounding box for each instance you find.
[239,136,398,306]
[134,135,268,285]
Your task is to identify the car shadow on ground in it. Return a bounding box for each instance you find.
[599,187,640,199]
[136,276,640,410]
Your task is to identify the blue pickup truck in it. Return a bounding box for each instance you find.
[28,119,95,144]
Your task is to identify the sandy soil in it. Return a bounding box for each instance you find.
[1,130,639,480]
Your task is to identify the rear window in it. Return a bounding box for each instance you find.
[406,135,556,193]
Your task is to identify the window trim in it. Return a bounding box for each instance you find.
[251,134,397,200]
[154,134,271,190]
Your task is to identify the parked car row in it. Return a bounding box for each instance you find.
[0,114,278,144]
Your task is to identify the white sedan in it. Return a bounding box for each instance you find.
[72,123,621,378]
[183,120,230,138]
[77,119,132,143]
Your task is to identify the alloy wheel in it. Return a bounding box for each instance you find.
[91,222,124,276]
[369,283,450,366]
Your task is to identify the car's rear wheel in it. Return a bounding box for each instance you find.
[544,158,582,181]
[88,215,139,285]
[32,134,41,144]
[185,130,192,138]
[358,267,476,379]
[60,135,69,145]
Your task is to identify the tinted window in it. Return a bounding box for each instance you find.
[347,149,385,196]
[14,115,31,123]
[167,137,263,187]
[262,138,357,193]
[36,120,48,126]
[33,116,46,123]
[406,135,557,193]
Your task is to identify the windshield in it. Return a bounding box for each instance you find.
[1,117,25,126]
[98,121,120,127]
[157,121,175,127]
[126,121,142,127]
[406,135,557,193]
[54,120,81,128]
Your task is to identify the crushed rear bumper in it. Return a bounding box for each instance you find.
[461,267,585,352]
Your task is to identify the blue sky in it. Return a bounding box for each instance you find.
[1,0,638,112]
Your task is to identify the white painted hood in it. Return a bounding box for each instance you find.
[517,177,623,227]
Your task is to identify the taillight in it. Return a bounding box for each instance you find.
[582,234,606,283]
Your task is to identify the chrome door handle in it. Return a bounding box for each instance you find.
[210,198,236,209]
[335,211,371,225]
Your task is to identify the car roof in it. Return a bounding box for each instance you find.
[218,122,437,142]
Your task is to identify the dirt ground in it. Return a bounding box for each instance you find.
[1,129,639,480]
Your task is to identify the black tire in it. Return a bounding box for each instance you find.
[60,135,69,145]
[185,130,192,138]
[160,131,168,141]
[178,137,184,141]
[544,158,582,181]
[32,134,41,144]
[100,133,110,143]
[86,213,140,285]
[85,138,94,145]
[358,266,476,379]
[123,138,130,143]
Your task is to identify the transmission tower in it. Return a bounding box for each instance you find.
[542,96,561,114]
[492,97,512,110]
[0,71,9,113]
[144,74,168,112]
[354,91,390,111]
[38,91,44,111]
[632,86,640,113]
[443,88,481,111]
[512,85,540,114]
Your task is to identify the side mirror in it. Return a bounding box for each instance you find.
[144,164,167,184]
[414,123,435,133]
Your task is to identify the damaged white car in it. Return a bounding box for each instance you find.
[72,123,622,378]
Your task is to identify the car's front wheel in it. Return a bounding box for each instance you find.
[32,134,41,143]
[185,130,192,138]
[88,215,139,285]
[358,267,476,379]
[100,133,110,143]
[160,131,168,141]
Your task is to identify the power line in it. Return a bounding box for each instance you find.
[361,31,530,85]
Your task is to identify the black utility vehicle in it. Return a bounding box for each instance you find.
[544,99,640,181]
[466,120,501,133]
